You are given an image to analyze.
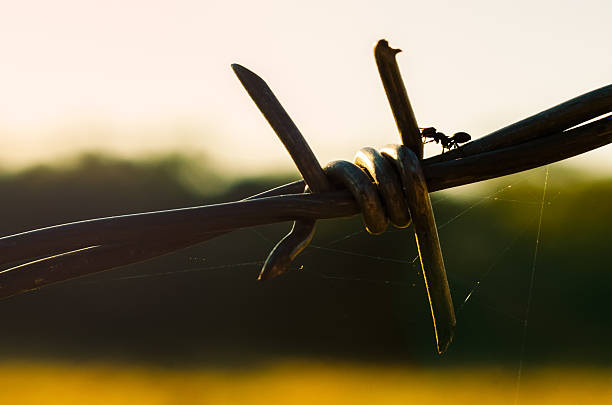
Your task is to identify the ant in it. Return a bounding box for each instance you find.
[420,127,471,153]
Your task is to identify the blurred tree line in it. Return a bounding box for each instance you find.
[0,153,610,367]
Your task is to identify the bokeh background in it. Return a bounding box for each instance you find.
[1,1,611,404]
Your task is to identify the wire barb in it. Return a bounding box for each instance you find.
[374,39,423,158]
[324,145,456,353]
[231,63,333,281]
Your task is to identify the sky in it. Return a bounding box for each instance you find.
[0,0,610,176]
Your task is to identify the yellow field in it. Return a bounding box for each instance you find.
[0,360,611,404]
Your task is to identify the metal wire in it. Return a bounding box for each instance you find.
[0,38,610,354]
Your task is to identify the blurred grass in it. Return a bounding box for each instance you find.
[0,360,611,404]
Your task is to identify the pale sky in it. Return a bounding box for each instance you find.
[0,0,610,176]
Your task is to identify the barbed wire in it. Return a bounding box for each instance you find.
[0,39,610,354]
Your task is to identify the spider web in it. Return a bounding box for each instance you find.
[80,170,547,306]
[66,165,554,385]
[76,168,549,303]
[514,166,549,405]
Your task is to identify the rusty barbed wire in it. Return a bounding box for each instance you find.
[0,39,610,355]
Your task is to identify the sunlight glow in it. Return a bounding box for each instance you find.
[0,0,610,174]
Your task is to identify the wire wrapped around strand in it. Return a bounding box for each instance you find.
[258,146,414,281]
[325,146,412,234]
[260,146,412,279]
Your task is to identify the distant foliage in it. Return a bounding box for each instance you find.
[0,154,609,365]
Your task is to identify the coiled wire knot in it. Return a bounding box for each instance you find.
[260,144,429,280]
[324,145,414,235]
